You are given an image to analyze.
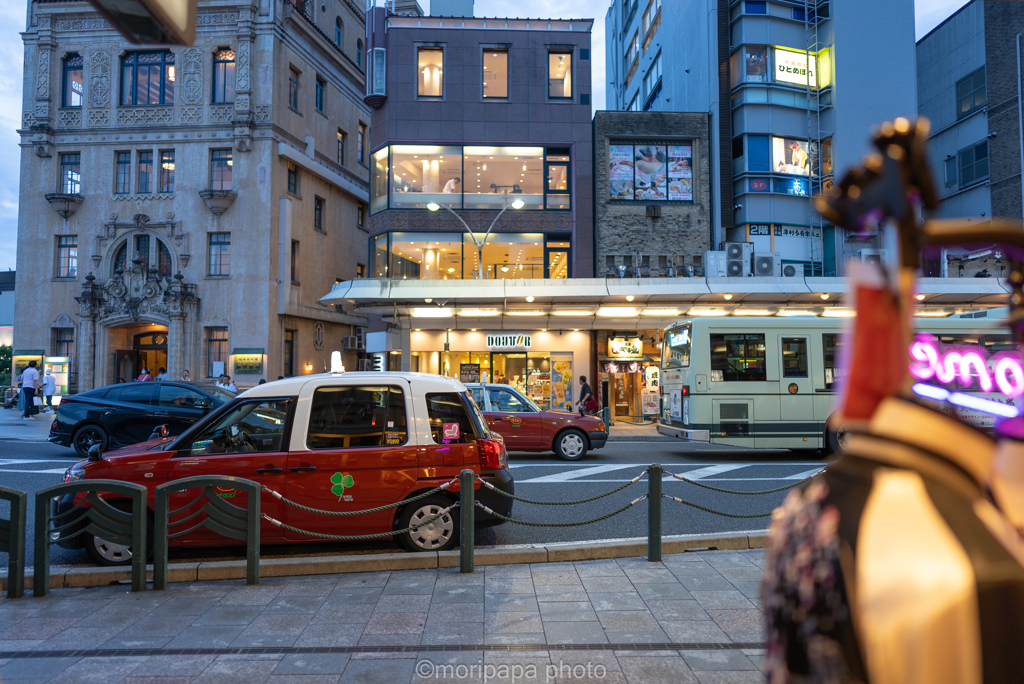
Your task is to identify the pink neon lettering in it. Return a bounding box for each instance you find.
[936,351,962,385]
[995,356,1024,397]
[909,340,938,380]
[907,334,1024,398]
[958,352,994,393]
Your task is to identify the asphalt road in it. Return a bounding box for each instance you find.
[0,440,826,569]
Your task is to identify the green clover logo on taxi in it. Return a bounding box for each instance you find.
[331,472,354,497]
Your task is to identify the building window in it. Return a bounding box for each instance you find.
[56,235,78,278]
[114,152,131,194]
[135,235,151,271]
[288,67,300,110]
[113,243,127,273]
[158,240,172,277]
[371,148,388,214]
[417,47,443,97]
[291,240,300,284]
[287,163,299,194]
[548,51,572,99]
[608,142,693,202]
[315,76,325,112]
[641,0,661,46]
[944,155,957,185]
[335,17,342,47]
[956,67,986,118]
[357,40,363,67]
[746,135,771,172]
[137,151,153,193]
[357,263,366,278]
[206,327,229,378]
[745,0,767,13]
[388,145,463,209]
[357,202,365,228]
[283,330,295,377]
[382,231,571,280]
[337,129,346,165]
[208,232,231,276]
[482,50,508,98]
[120,51,175,106]
[210,149,232,190]
[54,328,74,359]
[959,140,989,186]
[158,150,174,193]
[60,153,81,194]
[711,333,766,381]
[624,32,639,84]
[358,123,366,163]
[212,48,236,104]
[643,52,662,103]
[730,46,769,87]
[62,54,84,108]
[314,196,324,231]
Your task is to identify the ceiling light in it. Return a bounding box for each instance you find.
[641,308,681,316]
[597,307,639,317]
[505,310,546,316]
[915,293,926,301]
[411,307,453,318]
[776,310,818,317]
[424,298,432,303]
[414,328,422,331]
[526,295,535,302]
[470,328,477,332]
[687,307,730,316]
[552,310,593,316]
[821,309,855,317]
[820,293,830,300]
[541,328,547,332]
[723,293,733,300]
[734,308,776,316]
[914,309,952,317]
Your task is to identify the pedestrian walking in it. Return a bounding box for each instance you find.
[43,368,56,413]
[575,375,596,417]
[19,361,39,420]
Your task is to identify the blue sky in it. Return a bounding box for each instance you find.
[0,0,970,272]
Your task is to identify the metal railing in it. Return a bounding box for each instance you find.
[0,485,27,598]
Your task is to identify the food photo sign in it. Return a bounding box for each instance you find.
[608,143,693,202]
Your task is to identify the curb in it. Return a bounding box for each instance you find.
[607,435,677,442]
[0,531,768,591]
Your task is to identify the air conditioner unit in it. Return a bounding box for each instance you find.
[703,251,728,277]
[752,252,781,277]
[341,336,358,351]
[858,248,889,265]
[355,327,366,350]
[781,263,803,278]
[724,242,753,277]
[356,358,374,371]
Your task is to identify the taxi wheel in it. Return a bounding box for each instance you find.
[554,429,588,461]
[396,495,459,552]
[85,501,153,566]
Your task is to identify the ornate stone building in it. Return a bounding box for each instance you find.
[16,0,372,390]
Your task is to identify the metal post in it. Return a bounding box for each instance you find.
[154,487,170,591]
[648,463,662,562]
[33,495,50,597]
[245,486,261,585]
[460,469,475,573]
[602,405,611,427]
[0,487,26,598]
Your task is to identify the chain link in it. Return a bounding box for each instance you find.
[662,468,824,496]
[261,478,457,517]
[663,494,774,518]
[262,502,459,541]
[475,497,646,527]
[476,470,647,506]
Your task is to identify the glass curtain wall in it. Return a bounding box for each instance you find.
[390,232,463,280]
[371,148,389,213]
[463,146,543,208]
[464,233,546,279]
[389,145,463,209]
[371,233,570,280]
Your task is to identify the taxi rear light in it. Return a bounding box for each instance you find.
[479,439,507,470]
[682,386,689,396]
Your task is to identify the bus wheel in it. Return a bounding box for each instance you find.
[825,421,852,454]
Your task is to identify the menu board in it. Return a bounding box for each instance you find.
[609,145,634,200]
[667,145,693,201]
[634,145,667,200]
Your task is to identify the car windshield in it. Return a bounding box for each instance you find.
[489,386,541,412]
[205,385,237,403]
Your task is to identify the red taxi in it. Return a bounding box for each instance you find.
[466,383,608,460]
[55,373,513,565]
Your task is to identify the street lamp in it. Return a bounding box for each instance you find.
[427,197,525,279]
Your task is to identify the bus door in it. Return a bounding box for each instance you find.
[778,336,816,446]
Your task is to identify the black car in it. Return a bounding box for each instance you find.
[49,382,236,457]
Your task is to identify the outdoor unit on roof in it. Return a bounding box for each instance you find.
[342,336,358,351]
[724,242,753,277]
[781,263,802,278]
[703,251,728,277]
[356,358,374,371]
[858,248,889,264]
[753,252,781,277]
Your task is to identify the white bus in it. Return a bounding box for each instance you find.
[657,313,1014,451]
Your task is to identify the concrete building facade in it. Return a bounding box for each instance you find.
[605,0,918,276]
[15,0,372,392]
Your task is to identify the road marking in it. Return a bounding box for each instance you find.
[516,464,647,483]
[0,468,69,474]
[508,462,816,468]
[783,468,826,480]
[0,458,73,465]
[673,464,748,480]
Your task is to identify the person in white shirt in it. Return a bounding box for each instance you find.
[222,375,238,392]
[155,367,168,381]
[442,177,461,194]
[43,369,57,413]
[20,361,39,419]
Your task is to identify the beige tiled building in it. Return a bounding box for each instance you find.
[15,0,372,390]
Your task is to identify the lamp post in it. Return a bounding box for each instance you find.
[427,197,525,280]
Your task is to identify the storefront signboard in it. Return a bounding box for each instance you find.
[486,334,532,350]
[44,356,71,396]
[642,388,659,416]
[774,47,817,88]
[608,337,643,359]
[551,352,573,411]
[233,349,265,375]
[460,363,481,383]
[13,350,44,379]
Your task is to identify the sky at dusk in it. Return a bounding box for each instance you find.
[0,0,971,272]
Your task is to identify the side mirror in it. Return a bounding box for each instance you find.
[87,444,103,461]
[149,424,170,440]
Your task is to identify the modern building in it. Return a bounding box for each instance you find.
[917,0,1024,278]
[15,0,371,392]
[604,0,918,276]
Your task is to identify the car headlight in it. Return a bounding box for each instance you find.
[63,467,85,483]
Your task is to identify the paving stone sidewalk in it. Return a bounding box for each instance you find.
[0,550,768,683]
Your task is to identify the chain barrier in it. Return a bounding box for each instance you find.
[663,468,825,496]
[262,502,458,541]
[261,478,458,517]
[476,470,647,506]
[475,497,647,528]
[663,494,774,518]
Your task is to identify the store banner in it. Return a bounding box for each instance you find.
[642,388,659,416]
[550,352,573,411]
[486,333,532,350]
[608,337,643,359]
[460,363,480,383]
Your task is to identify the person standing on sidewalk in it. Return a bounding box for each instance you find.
[20,361,39,420]
[576,375,595,417]
[42,368,56,413]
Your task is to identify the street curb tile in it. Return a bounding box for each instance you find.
[438,547,548,568]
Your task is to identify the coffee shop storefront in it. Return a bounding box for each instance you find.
[409,329,592,411]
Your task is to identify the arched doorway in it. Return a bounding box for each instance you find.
[114,329,168,382]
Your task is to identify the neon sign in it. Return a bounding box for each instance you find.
[908,334,1024,398]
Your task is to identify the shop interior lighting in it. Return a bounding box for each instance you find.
[458,309,501,317]
[596,307,639,317]
[913,309,952,317]
[411,307,453,318]
[687,307,730,316]
[641,309,681,316]
[912,383,1018,418]
[821,309,855,317]
[820,293,830,300]
[626,295,635,301]
[734,308,776,316]
[505,310,547,316]
[776,310,818,317]
[723,293,733,300]
[526,295,535,302]
[551,310,594,316]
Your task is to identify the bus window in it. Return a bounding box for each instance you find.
[781,338,808,377]
[710,333,766,382]
[663,325,691,368]
[823,333,845,389]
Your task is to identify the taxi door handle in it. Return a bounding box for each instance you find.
[290,466,317,472]
[257,467,283,474]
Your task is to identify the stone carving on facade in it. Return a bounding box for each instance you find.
[181,48,203,105]
[22,111,35,129]
[254,105,270,122]
[57,110,81,128]
[236,40,251,92]
[36,48,51,101]
[76,274,106,318]
[87,110,110,126]
[180,106,202,124]
[34,101,50,119]
[234,94,250,111]
[51,313,75,329]
[57,18,109,31]
[117,107,173,126]
[313,321,324,350]
[196,13,238,25]
[88,50,110,109]
[102,260,167,322]
[210,105,233,123]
